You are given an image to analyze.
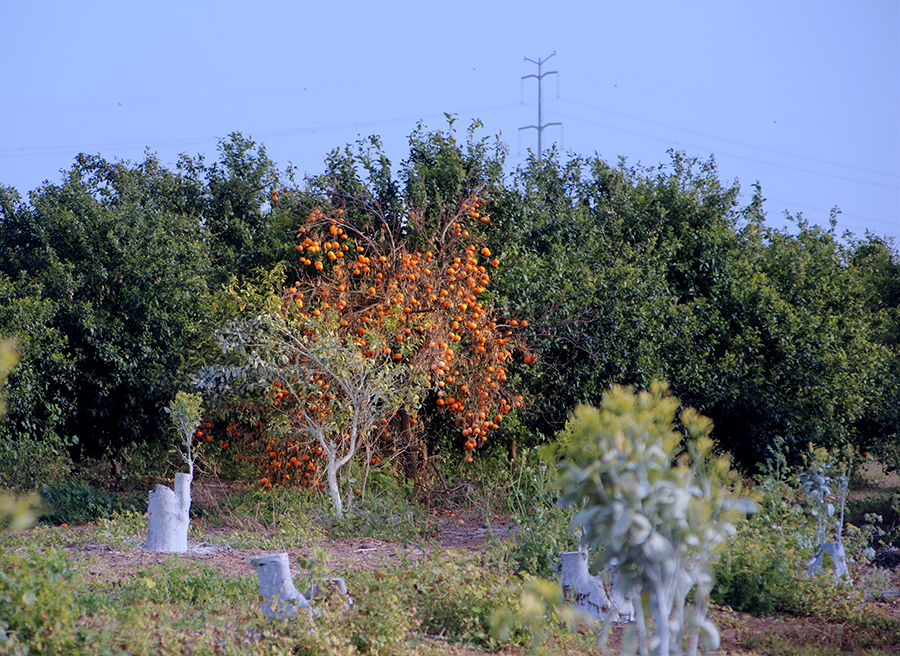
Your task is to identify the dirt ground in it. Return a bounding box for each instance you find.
[51,463,900,655]
[66,512,512,581]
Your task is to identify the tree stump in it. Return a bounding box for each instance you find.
[250,553,310,619]
[807,541,851,582]
[560,550,634,623]
[145,472,192,552]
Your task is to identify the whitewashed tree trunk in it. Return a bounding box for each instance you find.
[325,458,344,518]
[250,553,352,619]
[560,550,635,623]
[807,541,851,582]
[145,472,192,552]
[560,550,610,621]
[250,553,310,619]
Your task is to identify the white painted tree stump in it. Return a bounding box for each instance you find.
[560,550,634,623]
[807,541,851,582]
[145,472,192,552]
[250,553,352,619]
[250,553,310,619]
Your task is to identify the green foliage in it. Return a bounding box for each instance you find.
[0,338,45,533]
[327,495,432,543]
[504,446,576,577]
[211,485,325,549]
[0,547,87,655]
[490,575,591,653]
[0,154,217,463]
[0,491,42,532]
[407,550,520,649]
[558,383,754,656]
[164,390,204,476]
[0,333,19,417]
[113,559,256,609]
[494,152,895,470]
[0,280,75,489]
[850,234,900,470]
[711,464,862,618]
[338,569,421,655]
[177,133,286,285]
[39,480,146,525]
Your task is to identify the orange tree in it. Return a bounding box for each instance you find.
[200,125,532,503]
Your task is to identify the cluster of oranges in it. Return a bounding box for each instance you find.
[226,192,533,490]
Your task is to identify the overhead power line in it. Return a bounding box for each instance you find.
[555,55,900,144]
[556,97,899,181]
[538,104,900,191]
[0,103,521,159]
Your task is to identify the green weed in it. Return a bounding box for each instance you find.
[0,546,89,655]
[39,479,146,525]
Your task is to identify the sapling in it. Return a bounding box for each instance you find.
[557,383,755,656]
[799,446,852,581]
[145,391,203,552]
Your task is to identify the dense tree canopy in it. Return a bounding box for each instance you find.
[493,150,896,468]
[0,122,895,485]
[0,135,284,470]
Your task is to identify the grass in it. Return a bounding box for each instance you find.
[2,454,900,655]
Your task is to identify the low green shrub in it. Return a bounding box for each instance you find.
[503,445,576,578]
[0,434,73,492]
[215,485,325,549]
[328,495,432,543]
[339,569,421,655]
[39,479,146,525]
[114,559,256,609]
[405,550,520,649]
[0,546,88,655]
[712,470,860,618]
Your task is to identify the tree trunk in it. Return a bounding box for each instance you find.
[559,550,610,621]
[326,458,344,517]
[398,408,419,481]
[145,472,192,552]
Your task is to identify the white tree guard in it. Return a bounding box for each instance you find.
[807,541,852,582]
[250,553,354,619]
[250,553,310,619]
[145,472,192,552]
[560,550,634,623]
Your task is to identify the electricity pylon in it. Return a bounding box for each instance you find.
[519,52,561,161]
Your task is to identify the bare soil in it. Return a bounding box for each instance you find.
[48,464,900,655]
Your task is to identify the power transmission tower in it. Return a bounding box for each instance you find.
[519,52,561,161]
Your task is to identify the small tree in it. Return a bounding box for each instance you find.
[557,383,755,656]
[203,298,423,517]
[164,391,205,478]
[798,445,852,580]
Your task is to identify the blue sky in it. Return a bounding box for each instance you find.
[2,1,897,241]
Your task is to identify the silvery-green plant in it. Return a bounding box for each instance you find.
[557,383,755,656]
[164,390,204,477]
[797,447,850,548]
